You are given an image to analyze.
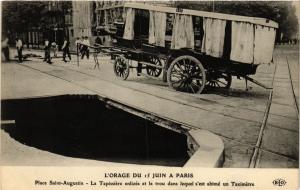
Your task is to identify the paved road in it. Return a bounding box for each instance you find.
[1,46,298,168]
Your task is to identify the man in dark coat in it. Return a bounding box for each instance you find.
[15,38,23,63]
[44,38,52,64]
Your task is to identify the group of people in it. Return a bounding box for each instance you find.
[2,36,91,64]
[75,36,90,59]
[43,37,71,64]
[44,36,91,64]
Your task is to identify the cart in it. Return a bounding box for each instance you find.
[94,2,278,94]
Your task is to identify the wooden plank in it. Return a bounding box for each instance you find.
[124,2,278,28]
[96,4,124,11]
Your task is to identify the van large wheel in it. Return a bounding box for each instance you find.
[114,55,130,80]
[167,55,206,94]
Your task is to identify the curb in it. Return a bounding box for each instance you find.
[184,129,224,167]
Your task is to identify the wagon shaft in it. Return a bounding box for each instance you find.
[244,76,273,90]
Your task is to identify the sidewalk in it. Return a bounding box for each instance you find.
[256,47,299,168]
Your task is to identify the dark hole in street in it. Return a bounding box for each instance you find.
[1,95,189,166]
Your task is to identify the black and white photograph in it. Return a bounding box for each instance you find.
[1,0,299,189]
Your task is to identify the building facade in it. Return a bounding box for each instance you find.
[68,1,96,50]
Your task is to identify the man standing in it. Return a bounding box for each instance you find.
[44,38,52,64]
[16,38,23,63]
[62,37,71,62]
[2,37,10,62]
[81,36,90,59]
[80,36,84,55]
[51,41,58,57]
[44,39,48,61]
[75,37,81,56]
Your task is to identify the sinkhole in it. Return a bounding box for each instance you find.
[1,95,195,166]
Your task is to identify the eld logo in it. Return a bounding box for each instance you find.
[272,179,287,186]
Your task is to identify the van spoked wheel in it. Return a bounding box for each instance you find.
[113,55,130,80]
[206,72,232,89]
[146,56,162,77]
[167,55,206,94]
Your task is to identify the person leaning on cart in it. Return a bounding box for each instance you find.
[94,36,103,46]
